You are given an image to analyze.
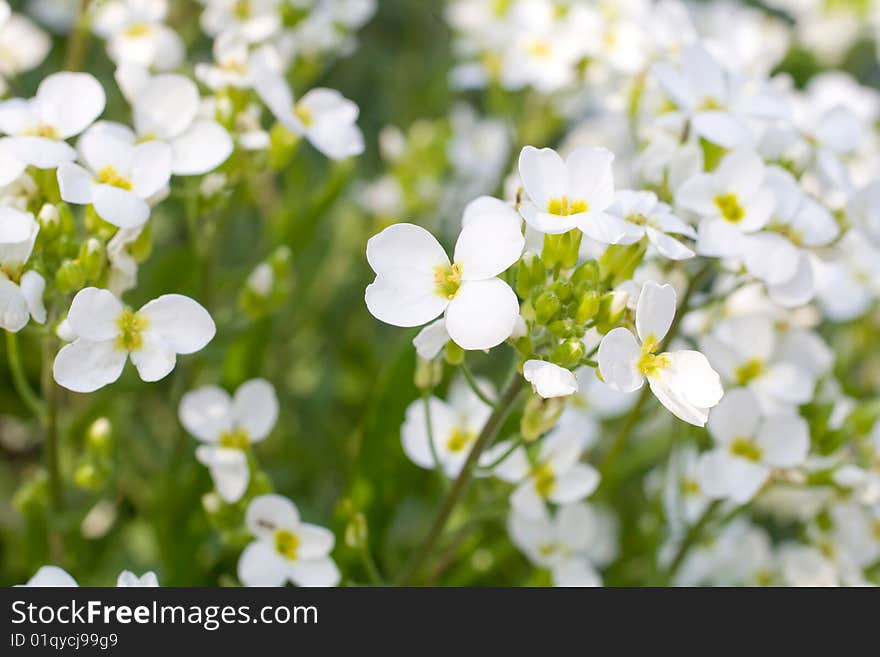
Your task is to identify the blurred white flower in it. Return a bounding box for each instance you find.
[0,207,45,332]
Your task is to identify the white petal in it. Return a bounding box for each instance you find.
[365,276,449,328]
[767,254,814,308]
[523,360,578,399]
[92,186,150,228]
[743,232,801,285]
[793,198,838,247]
[67,287,123,341]
[511,480,548,519]
[412,318,449,359]
[287,557,341,587]
[692,111,752,148]
[0,146,25,185]
[36,72,105,138]
[454,207,524,280]
[754,363,814,405]
[646,227,694,260]
[715,148,765,200]
[297,523,335,559]
[518,146,566,208]
[461,196,522,232]
[556,502,597,552]
[366,223,449,276]
[4,135,76,168]
[237,541,289,587]
[129,332,176,382]
[401,396,456,470]
[579,211,644,245]
[658,350,724,409]
[481,442,530,482]
[445,278,519,350]
[53,339,127,393]
[20,271,46,324]
[549,464,600,505]
[170,120,233,175]
[139,294,215,354]
[707,387,760,446]
[196,446,250,503]
[737,188,774,232]
[57,162,94,205]
[520,202,582,234]
[552,558,601,587]
[130,140,172,198]
[245,494,300,538]
[757,415,809,468]
[695,218,746,258]
[24,566,78,587]
[698,449,769,503]
[133,74,199,140]
[565,146,615,211]
[636,281,676,344]
[648,371,709,426]
[597,327,643,393]
[676,173,717,216]
[179,385,233,442]
[0,278,29,332]
[233,378,278,441]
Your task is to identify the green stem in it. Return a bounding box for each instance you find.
[359,546,385,586]
[662,499,721,585]
[422,390,444,478]
[5,331,47,423]
[459,361,495,407]
[475,435,523,473]
[395,375,526,585]
[41,326,63,510]
[63,0,93,71]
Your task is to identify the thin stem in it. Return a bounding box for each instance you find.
[41,325,63,510]
[459,361,495,407]
[475,435,523,473]
[63,0,93,71]
[662,500,721,585]
[422,390,443,478]
[395,375,526,585]
[359,545,385,586]
[5,331,47,423]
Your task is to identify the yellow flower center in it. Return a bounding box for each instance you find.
[637,334,671,378]
[96,165,133,191]
[730,437,762,462]
[681,477,701,496]
[734,358,766,385]
[492,0,513,16]
[533,462,556,498]
[233,0,252,19]
[294,103,313,127]
[769,221,804,247]
[546,196,588,216]
[273,529,300,560]
[433,262,463,299]
[698,97,723,111]
[26,124,58,139]
[714,193,745,223]
[626,213,649,226]
[446,427,476,453]
[124,22,151,37]
[538,543,558,557]
[527,41,552,58]
[219,428,250,450]
[872,521,880,541]
[115,309,148,352]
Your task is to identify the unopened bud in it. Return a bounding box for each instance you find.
[551,339,585,368]
[534,290,560,325]
[55,259,85,293]
[79,238,106,281]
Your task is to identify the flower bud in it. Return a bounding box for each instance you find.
[551,279,573,303]
[516,253,544,299]
[570,260,600,290]
[37,203,60,238]
[86,418,113,455]
[74,461,103,491]
[444,340,465,365]
[548,318,576,338]
[551,339,585,368]
[129,225,153,263]
[599,241,647,287]
[595,290,629,334]
[344,511,369,549]
[79,238,106,281]
[520,394,565,441]
[414,357,443,389]
[55,259,86,293]
[575,290,601,324]
[269,122,301,170]
[534,290,560,325]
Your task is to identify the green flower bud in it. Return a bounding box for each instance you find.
[415,358,443,389]
[444,341,465,365]
[13,471,49,515]
[520,394,565,441]
[84,206,117,240]
[700,137,727,172]
[79,238,106,281]
[571,260,600,290]
[575,290,601,324]
[344,512,369,549]
[516,253,544,298]
[534,290,560,325]
[74,461,103,491]
[558,228,582,270]
[551,339,585,368]
[548,318,575,338]
[599,241,647,287]
[551,279,573,303]
[595,290,629,334]
[55,259,86,293]
[269,122,302,170]
[129,225,153,263]
[37,203,60,238]
[86,418,113,455]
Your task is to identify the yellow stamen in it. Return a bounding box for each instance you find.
[637,334,671,377]
[446,427,476,453]
[698,97,723,111]
[714,193,745,224]
[96,165,133,191]
[533,462,556,498]
[527,41,552,57]
[433,262,463,299]
[219,428,250,450]
[730,437,762,462]
[26,124,58,139]
[547,196,588,216]
[734,358,765,385]
[274,529,300,560]
[294,103,313,127]
[115,309,148,352]
[124,22,151,37]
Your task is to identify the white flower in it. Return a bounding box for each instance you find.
[117,570,159,586]
[412,318,450,360]
[697,388,809,504]
[510,430,600,519]
[116,70,233,175]
[179,379,279,503]
[598,281,723,427]
[0,206,45,332]
[365,197,523,351]
[0,72,105,168]
[698,315,828,414]
[401,376,508,478]
[508,502,605,587]
[778,544,839,587]
[57,124,172,228]
[238,494,340,587]
[522,360,578,399]
[201,0,281,43]
[0,6,50,86]
[676,148,775,258]
[53,287,215,393]
[251,47,364,160]
[92,0,184,71]
[606,190,696,260]
[517,145,642,243]
[18,565,78,587]
[651,43,787,147]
